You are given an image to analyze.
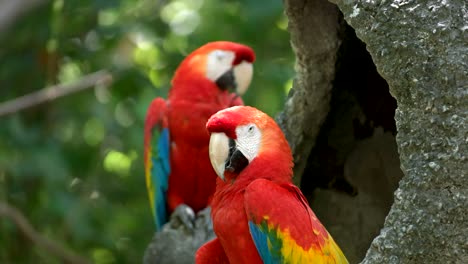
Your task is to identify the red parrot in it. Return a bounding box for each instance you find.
[196,106,349,264]
[144,41,255,230]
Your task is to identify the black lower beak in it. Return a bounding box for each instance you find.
[225,138,248,174]
[215,69,237,92]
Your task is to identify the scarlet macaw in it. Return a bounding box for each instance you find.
[144,42,255,230]
[196,106,349,264]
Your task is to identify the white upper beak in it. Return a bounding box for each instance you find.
[233,61,253,96]
[209,132,230,181]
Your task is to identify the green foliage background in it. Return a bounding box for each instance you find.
[0,0,293,262]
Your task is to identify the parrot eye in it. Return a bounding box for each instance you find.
[214,50,227,61]
[205,50,236,82]
[242,124,258,137]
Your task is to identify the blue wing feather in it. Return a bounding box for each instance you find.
[151,128,171,229]
[248,221,283,264]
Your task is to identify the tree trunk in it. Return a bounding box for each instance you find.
[277,0,342,187]
[283,0,468,263]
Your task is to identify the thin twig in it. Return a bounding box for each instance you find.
[0,201,91,264]
[0,70,113,118]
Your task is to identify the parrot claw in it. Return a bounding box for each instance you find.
[193,206,216,243]
[170,204,196,231]
[195,206,213,232]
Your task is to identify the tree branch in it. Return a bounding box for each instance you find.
[0,0,49,36]
[0,201,91,264]
[0,70,113,118]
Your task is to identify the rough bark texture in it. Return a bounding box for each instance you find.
[302,24,402,263]
[277,0,342,186]
[326,0,468,263]
[143,207,214,264]
[279,1,404,261]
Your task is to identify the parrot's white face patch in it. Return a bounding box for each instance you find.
[208,123,261,181]
[235,123,261,162]
[206,50,235,82]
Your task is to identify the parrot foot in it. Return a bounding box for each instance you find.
[170,204,196,231]
[195,206,213,232]
[194,207,216,244]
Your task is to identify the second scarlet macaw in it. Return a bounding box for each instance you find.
[195,106,349,264]
[144,42,255,230]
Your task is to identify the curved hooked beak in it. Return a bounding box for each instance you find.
[209,132,249,181]
[215,61,253,96]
